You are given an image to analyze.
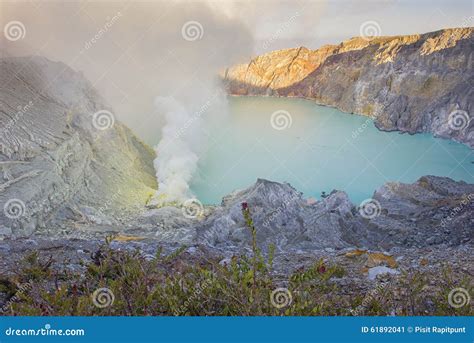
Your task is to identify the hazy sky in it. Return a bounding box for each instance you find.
[208,0,474,52]
[1,0,473,144]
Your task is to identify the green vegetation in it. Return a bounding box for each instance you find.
[0,204,471,316]
[0,246,471,316]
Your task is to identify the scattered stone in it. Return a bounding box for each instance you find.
[0,226,12,240]
[366,252,398,268]
[368,266,400,280]
[112,234,146,242]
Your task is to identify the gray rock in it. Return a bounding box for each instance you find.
[0,56,157,237]
[196,179,354,252]
[224,28,474,147]
[0,55,472,259]
[136,207,198,244]
[368,266,400,280]
[193,176,473,253]
[0,225,12,239]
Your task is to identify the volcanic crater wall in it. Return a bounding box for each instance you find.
[223,28,474,147]
[0,56,157,237]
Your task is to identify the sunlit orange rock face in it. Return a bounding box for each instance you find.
[223,46,338,91]
[223,28,474,148]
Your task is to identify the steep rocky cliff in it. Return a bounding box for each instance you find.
[1,56,472,253]
[193,176,473,252]
[6,175,472,257]
[0,56,157,237]
[224,28,474,147]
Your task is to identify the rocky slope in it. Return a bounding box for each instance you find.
[197,176,473,252]
[223,28,474,147]
[1,56,472,253]
[0,56,157,237]
[0,56,472,291]
[37,176,473,255]
[0,175,472,280]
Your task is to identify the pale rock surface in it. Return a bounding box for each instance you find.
[0,56,157,237]
[0,56,472,256]
[224,28,474,147]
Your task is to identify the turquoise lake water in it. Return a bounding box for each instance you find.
[190,96,473,205]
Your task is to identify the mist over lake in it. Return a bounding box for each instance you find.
[191,96,473,205]
[1,0,473,321]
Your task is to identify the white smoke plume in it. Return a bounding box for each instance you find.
[0,1,254,204]
[145,5,253,204]
[153,96,202,204]
[152,86,230,204]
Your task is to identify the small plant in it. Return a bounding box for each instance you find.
[0,212,471,316]
[241,202,259,289]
